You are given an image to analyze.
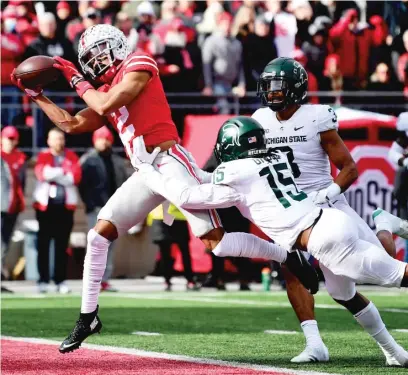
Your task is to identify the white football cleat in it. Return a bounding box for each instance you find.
[291,344,330,363]
[373,208,408,239]
[379,345,408,367]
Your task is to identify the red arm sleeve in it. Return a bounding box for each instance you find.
[329,16,350,41]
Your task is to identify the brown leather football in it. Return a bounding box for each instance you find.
[14,56,61,89]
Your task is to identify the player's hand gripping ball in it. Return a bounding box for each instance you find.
[12,56,61,97]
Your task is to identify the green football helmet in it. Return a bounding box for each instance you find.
[257,57,308,112]
[214,116,266,163]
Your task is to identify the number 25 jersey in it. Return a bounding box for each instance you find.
[213,152,321,250]
[252,105,339,194]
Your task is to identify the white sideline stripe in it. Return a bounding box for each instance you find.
[264,330,299,335]
[1,336,342,375]
[131,331,162,336]
[2,293,408,314]
[113,294,408,314]
[394,329,408,333]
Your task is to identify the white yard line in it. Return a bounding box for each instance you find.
[1,335,343,375]
[111,293,408,314]
[2,292,407,313]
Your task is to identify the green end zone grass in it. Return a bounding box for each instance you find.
[2,291,408,374]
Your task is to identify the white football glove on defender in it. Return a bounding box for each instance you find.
[130,136,161,170]
[311,183,341,206]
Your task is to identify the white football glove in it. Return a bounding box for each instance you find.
[130,136,161,170]
[311,183,341,205]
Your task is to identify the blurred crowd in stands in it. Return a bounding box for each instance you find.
[2,0,408,126]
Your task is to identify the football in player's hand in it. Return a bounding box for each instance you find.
[14,56,61,89]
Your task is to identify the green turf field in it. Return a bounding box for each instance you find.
[2,290,408,374]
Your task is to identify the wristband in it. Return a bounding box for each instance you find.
[75,80,93,98]
[326,183,341,200]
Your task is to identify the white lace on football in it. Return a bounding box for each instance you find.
[78,24,131,79]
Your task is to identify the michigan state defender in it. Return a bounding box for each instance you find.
[252,57,408,363]
[133,117,408,368]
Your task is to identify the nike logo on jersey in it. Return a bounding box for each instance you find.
[294,126,304,131]
[156,163,168,168]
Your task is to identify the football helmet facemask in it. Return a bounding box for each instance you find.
[78,24,131,83]
[257,57,308,112]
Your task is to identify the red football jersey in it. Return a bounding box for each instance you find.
[106,51,179,156]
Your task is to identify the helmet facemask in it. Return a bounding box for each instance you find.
[79,39,122,80]
[257,76,291,112]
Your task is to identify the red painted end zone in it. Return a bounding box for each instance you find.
[1,340,295,375]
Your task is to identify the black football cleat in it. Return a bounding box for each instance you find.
[59,305,102,353]
[284,250,319,295]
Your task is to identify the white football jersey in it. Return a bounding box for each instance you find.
[212,151,321,250]
[252,104,339,194]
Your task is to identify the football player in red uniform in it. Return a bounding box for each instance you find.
[11,25,317,353]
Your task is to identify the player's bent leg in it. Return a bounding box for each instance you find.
[209,231,319,294]
[333,198,396,257]
[376,230,397,258]
[373,208,408,240]
[334,292,408,367]
[282,266,329,363]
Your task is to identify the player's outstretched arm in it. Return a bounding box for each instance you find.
[81,71,151,116]
[33,96,106,134]
[321,129,358,192]
[140,165,243,210]
[10,69,105,134]
[53,56,151,117]
[131,137,243,209]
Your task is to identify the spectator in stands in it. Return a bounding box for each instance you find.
[242,14,277,91]
[148,204,200,291]
[135,1,164,56]
[329,9,382,90]
[369,15,392,73]
[1,126,26,292]
[115,11,139,52]
[92,0,121,25]
[290,48,319,104]
[196,0,224,43]
[264,0,297,58]
[79,126,129,292]
[71,7,102,51]
[301,16,331,81]
[202,12,246,114]
[313,0,356,24]
[4,2,39,46]
[396,31,408,93]
[1,10,25,126]
[24,12,75,147]
[288,0,313,45]
[231,4,255,40]
[56,1,73,39]
[383,1,408,38]
[322,53,343,104]
[33,128,81,294]
[366,62,404,113]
